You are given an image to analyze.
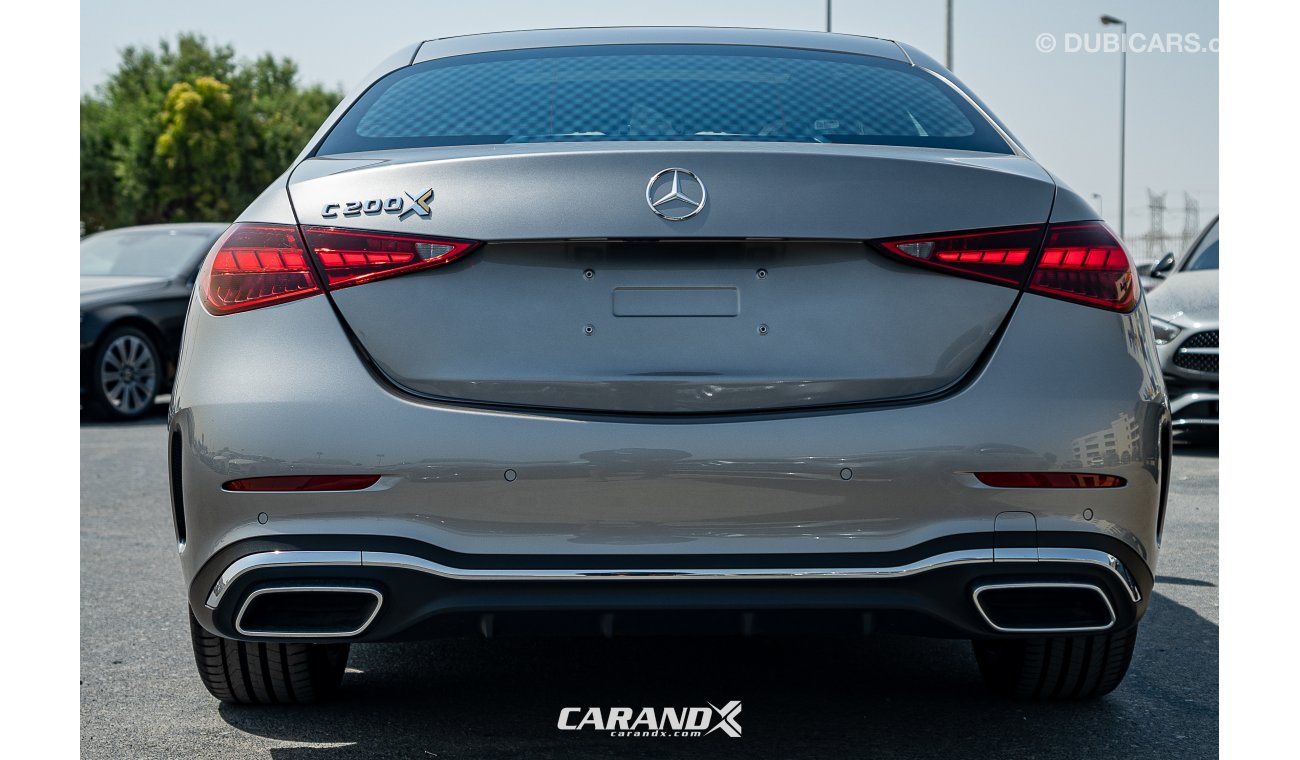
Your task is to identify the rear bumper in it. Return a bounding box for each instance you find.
[190,531,1151,643]
[171,288,1168,641]
[1168,389,1218,428]
[1165,379,1218,429]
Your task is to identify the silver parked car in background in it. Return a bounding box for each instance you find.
[170,28,1169,705]
[1147,217,1219,436]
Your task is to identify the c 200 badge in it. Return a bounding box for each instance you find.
[321,188,433,220]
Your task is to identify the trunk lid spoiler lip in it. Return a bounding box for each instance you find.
[412,27,910,67]
[289,142,1051,182]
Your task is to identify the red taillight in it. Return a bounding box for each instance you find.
[302,227,480,289]
[223,475,382,492]
[877,226,1044,286]
[1028,222,1138,312]
[974,472,1126,488]
[875,220,1137,312]
[199,224,321,315]
[200,225,481,314]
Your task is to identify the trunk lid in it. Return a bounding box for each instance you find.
[287,144,1055,413]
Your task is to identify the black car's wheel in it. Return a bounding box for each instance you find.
[972,628,1137,699]
[87,326,161,420]
[189,611,350,704]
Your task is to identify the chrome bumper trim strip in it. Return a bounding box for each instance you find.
[1037,547,1143,603]
[360,548,993,581]
[206,546,1142,609]
[206,550,362,608]
[1169,391,1218,415]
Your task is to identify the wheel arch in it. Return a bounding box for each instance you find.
[86,311,172,378]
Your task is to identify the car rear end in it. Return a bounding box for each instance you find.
[170,29,1168,703]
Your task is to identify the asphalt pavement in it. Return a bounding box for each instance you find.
[81,407,1218,759]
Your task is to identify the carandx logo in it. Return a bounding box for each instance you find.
[557,702,742,738]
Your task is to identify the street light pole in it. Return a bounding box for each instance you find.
[1091,193,1104,217]
[1101,14,1127,239]
[826,0,832,32]
[946,0,954,70]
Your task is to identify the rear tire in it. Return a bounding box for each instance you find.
[972,628,1137,699]
[188,610,349,704]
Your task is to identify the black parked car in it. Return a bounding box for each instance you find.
[81,223,227,419]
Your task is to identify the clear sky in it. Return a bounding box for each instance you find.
[80,0,1218,249]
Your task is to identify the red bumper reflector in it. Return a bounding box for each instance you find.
[974,472,1126,488]
[223,475,382,492]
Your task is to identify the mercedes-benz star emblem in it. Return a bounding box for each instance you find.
[646,168,707,221]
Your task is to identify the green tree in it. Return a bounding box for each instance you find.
[156,76,241,220]
[80,34,341,232]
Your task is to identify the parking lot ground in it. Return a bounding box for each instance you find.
[81,411,1218,759]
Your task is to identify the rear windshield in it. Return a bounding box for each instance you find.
[317,44,1013,155]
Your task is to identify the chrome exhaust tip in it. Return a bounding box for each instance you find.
[972,582,1116,634]
[234,586,383,638]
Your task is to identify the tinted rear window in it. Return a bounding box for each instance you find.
[317,45,1013,155]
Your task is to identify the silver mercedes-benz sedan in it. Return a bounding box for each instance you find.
[171,28,1169,704]
[1147,217,1218,437]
